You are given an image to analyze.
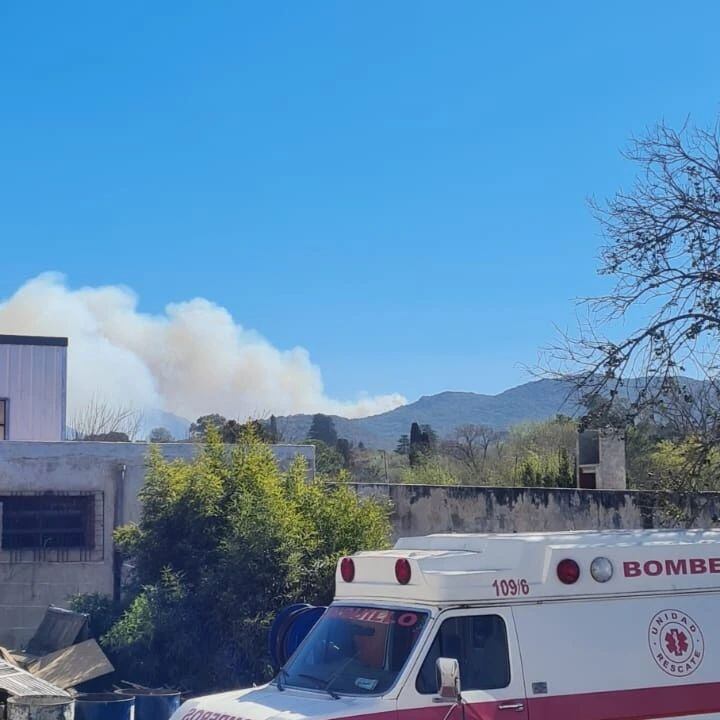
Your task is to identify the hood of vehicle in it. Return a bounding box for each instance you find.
[171,684,393,720]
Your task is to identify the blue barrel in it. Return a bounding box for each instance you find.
[116,689,181,720]
[74,694,134,720]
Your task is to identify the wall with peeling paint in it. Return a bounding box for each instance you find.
[349,484,720,539]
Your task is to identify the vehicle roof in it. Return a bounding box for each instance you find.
[334,529,720,604]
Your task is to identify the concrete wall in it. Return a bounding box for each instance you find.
[577,429,627,490]
[349,483,720,540]
[598,431,627,489]
[0,337,67,441]
[0,440,315,647]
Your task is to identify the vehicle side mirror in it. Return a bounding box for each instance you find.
[435,657,461,701]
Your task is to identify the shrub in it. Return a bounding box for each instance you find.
[89,427,391,692]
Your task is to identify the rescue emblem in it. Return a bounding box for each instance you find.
[648,610,704,677]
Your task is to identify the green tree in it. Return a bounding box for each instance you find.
[335,438,353,469]
[645,438,720,526]
[149,427,174,443]
[420,424,438,452]
[409,422,433,467]
[307,439,345,476]
[400,456,459,485]
[307,414,338,446]
[97,427,391,692]
[267,415,280,443]
[189,415,275,444]
[189,414,226,441]
[395,434,410,456]
[556,446,575,488]
[499,416,579,488]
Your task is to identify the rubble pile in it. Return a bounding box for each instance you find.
[0,606,114,717]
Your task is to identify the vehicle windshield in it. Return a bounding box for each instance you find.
[280,606,429,696]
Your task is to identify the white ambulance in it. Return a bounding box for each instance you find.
[172,529,720,720]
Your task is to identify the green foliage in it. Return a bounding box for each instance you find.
[306,439,345,477]
[307,414,338,446]
[189,414,275,443]
[189,414,226,440]
[431,415,578,487]
[267,415,280,442]
[644,438,720,526]
[335,438,353,469]
[69,592,120,641]
[149,427,174,443]
[557,447,574,488]
[516,447,574,488]
[95,427,391,692]
[399,455,459,485]
[395,434,410,456]
[409,422,435,467]
[499,416,575,487]
[420,424,438,450]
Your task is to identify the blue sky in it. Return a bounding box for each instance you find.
[1,1,719,406]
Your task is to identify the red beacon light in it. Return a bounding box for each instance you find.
[557,558,580,585]
[340,557,355,582]
[395,558,412,585]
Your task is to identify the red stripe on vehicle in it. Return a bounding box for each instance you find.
[527,681,720,720]
[331,680,720,720]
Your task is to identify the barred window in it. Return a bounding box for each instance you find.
[0,495,95,550]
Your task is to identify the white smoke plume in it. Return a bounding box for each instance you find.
[0,273,406,424]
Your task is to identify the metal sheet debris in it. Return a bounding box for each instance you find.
[0,660,70,697]
[26,640,114,690]
[26,607,89,656]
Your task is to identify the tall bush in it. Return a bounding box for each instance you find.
[96,428,391,692]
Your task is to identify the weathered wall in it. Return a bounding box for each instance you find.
[0,441,315,647]
[349,484,720,539]
[598,432,627,489]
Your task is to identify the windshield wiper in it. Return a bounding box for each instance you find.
[296,673,340,699]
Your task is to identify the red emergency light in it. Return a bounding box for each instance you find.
[557,558,580,584]
[395,558,412,585]
[340,557,355,582]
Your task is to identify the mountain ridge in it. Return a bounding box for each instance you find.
[155,376,707,449]
[275,378,582,450]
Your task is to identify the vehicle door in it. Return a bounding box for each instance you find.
[396,607,528,720]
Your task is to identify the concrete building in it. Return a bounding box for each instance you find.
[0,440,315,648]
[576,428,627,490]
[0,335,68,441]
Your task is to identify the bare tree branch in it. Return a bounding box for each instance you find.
[71,394,144,441]
[542,117,720,449]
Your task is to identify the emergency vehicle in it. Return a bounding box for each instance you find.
[171,529,720,720]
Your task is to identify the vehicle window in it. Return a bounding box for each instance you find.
[416,615,510,693]
[283,606,429,695]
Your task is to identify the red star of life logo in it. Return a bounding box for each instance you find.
[665,628,689,657]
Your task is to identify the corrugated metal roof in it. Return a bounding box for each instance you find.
[0,661,70,697]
